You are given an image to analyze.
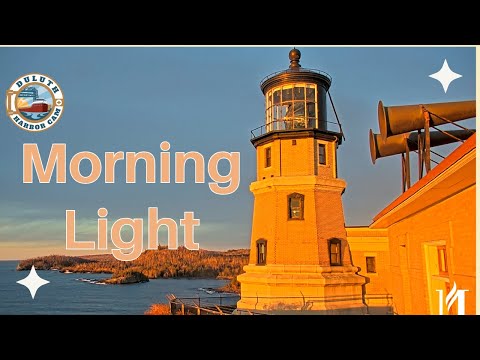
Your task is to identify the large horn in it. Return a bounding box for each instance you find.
[378,100,476,141]
[369,129,475,164]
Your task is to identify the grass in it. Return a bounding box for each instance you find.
[144,303,171,315]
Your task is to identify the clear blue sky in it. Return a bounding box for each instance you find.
[0,46,476,259]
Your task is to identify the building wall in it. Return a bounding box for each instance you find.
[249,135,344,266]
[346,137,475,315]
[256,137,336,181]
[347,227,391,297]
[249,176,348,266]
[382,184,476,315]
[346,181,475,315]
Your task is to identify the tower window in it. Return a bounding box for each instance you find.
[366,256,376,273]
[437,245,448,276]
[256,239,267,265]
[329,239,342,266]
[318,143,326,165]
[288,193,304,220]
[265,147,271,168]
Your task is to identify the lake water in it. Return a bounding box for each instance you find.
[0,261,238,315]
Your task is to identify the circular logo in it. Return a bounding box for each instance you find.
[6,73,64,132]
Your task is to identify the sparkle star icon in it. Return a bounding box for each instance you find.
[429,59,462,93]
[17,265,50,299]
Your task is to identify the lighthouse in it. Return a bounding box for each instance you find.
[236,49,366,314]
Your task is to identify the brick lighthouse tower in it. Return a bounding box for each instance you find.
[236,49,366,314]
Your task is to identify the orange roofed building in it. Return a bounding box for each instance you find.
[349,133,476,315]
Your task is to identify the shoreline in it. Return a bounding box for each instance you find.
[14,248,248,287]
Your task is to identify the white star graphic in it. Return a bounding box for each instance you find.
[16,265,50,299]
[429,59,462,93]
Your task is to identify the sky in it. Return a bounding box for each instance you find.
[0,46,476,260]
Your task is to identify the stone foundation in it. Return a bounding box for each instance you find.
[237,264,367,314]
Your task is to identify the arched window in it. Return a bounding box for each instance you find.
[256,239,267,265]
[329,239,342,266]
[288,193,304,220]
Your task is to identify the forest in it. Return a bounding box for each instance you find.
[17,246,249,283]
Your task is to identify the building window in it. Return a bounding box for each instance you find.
[366,256,376,273]
[437,245,448,276]
[265,147,271,168]
[256,240,267,265]
[318,143,326,165]
[288,193,304,220]
[329,239,342,266]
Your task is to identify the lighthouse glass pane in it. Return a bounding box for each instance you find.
[273,90,281,104]
[294,102,305,117]
[273,105,279,121]
[308,102,316,128]
[284,103,293,117]
[307,102,316,117]
[283,103,293,129]
[294,86,304,100]
[306,85,315,101]
[266,92,273,130]
[282,87,292,101]
[293,103,306,128]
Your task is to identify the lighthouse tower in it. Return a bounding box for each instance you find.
[236,49,366,314]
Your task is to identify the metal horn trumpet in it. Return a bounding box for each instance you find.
[369,129,475,164]
[378,100,476,141]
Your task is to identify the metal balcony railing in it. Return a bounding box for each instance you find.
[251,118,342,139]
[260,68,332,87]
[167,293,395,315]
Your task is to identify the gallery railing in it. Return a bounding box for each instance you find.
[251,119,342,139]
